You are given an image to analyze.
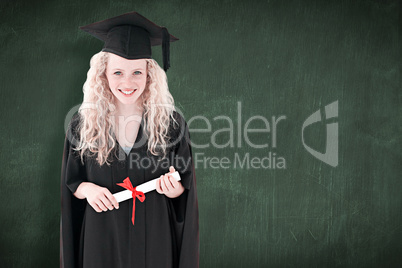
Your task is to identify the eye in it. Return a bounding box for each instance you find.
[134,71,142,75]
[114,71,122,75]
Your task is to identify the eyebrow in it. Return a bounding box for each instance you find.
[111,68,145,71]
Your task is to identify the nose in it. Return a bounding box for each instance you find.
[121,75,137,89]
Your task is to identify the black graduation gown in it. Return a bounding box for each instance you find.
[60,111,199,268]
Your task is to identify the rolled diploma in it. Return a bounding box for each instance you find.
[113,171,181,203]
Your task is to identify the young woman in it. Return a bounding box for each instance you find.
[60,12,199,268]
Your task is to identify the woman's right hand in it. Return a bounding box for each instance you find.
[74,182,119,212]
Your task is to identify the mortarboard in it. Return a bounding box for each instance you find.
[79,12,179,71]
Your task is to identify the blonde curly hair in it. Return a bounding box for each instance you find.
[75,51,177,166]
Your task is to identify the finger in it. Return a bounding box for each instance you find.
[156,178,163,194]
[163,175,174,191]
[100,195,114,210]
[91,203,103,213]
[161,175,169,192]
[96,200,108,212]
[169,166,175,173]
[160,176,166,193]
[169,175,179,188]
[104,190,119,209]
[97,191,112,210]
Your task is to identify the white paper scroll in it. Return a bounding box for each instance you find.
[113,171,181,203]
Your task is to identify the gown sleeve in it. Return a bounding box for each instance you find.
[60,114,87,268]
[168,112,199,268]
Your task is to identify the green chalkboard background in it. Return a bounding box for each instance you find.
[0,0,400,267]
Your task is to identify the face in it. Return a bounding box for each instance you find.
[106,53,148,108]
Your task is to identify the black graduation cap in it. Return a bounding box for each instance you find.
[79,12,179,71]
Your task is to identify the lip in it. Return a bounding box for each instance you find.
[119,89,137,96]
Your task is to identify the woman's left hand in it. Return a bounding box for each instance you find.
[156,166,185,198]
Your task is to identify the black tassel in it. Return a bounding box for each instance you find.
[162,27,170,72]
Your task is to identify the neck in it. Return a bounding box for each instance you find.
[113,102,144,117]
[112,102,144,139]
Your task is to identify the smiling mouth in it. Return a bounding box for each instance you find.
[119,89,137,95]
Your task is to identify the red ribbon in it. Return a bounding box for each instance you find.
[116,177,145,225]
